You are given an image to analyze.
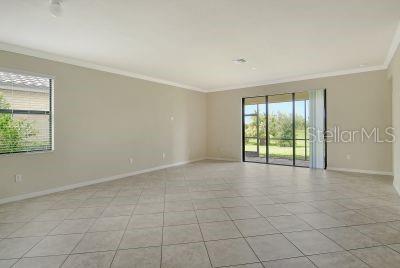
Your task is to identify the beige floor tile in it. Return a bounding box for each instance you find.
[228,262,264,268]
[101,205,134,217]
[225,206,261,220]
[200,221,242,241]
[62,251,115,268]
[110,196,139,206]
[128,213,163,228]
[66,207,105,219]
[267,215,313,233]
[353,223,400,244]
[164,211,197,226]
[284,230,343,255]
[0,259,18,268]
[308,201,348,213]
[263,257,316,268]
[320,226,381,250]
[0,237,42,259]
[226,264,263,268]
[134,203,164,214]
[206,238,258,267]
[81,198,113,207]
[351,246,400,268]
[244,196,275,206]
[164,201,193,212]
[9,221,60,238]
[246,234,303,262]
[1,161,400,268]
[193,199,221,210]
[49,219,95,235]
[112,247,161,268]
[282,202,320,214]
[119,227,162,249]
[325,210,375,225]
[356,207,400,222]
[309,251,368,268]
[387,221,400,231]
[89,216,129,232]
[388,243,400,253]
[25,234,83,257]
[255,204,292,217]
[14,255,67,268]
[218,197,250,208]
[73,231,123,253]
[163,224,203,245]
[196,208,230,223]
[297,213,344,229]
[33,209,75,222]
[162,242,211,268]
[235,218,279,237]
[0,223,25,238]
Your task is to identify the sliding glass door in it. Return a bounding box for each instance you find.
[294,92,310,167]
[243,97,266,163]
[242,90,326,168]
[268,94,294,165]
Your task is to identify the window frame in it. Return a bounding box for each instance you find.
[0,68,55,156]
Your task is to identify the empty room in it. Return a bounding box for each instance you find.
[1,1,400,267]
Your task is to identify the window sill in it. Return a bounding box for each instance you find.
[0,149,54,157]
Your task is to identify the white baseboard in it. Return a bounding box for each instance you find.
[205,157,240,162]
[327,167,393,176]
[0,158,205,205]
[394,182,400,196]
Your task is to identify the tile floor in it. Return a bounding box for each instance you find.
[1,160,400,267]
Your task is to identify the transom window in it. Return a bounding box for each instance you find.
[0,70,53,154]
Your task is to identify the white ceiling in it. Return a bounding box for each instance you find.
[0,0,400,92]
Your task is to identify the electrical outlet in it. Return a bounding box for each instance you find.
[129,158,134,165]
[346,154,351,160]
[170,116,174,121]
[162,153,166,159]
[15,174,22,183]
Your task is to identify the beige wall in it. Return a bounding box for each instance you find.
[389,46,400,192]
[207,70,393,173]
[0,50,207,200]
[0,49,396,201]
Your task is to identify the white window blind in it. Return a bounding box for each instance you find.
[0,70,53,154]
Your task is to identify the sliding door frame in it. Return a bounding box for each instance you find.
[242,89,327,169]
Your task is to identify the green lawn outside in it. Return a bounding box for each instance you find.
[245,140,309,160]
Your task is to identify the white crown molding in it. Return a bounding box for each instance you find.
[0,42,206,93]
[1,23,398,94]
[384,21,400,67]
[0,157,206,205]
[207,65,387,92]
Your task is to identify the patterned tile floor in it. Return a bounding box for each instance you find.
[1,160,400,267]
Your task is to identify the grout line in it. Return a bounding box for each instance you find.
[160,173,166,268]
[108,185,145,268]
[191,176,214,267]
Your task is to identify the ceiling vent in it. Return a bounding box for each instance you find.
[232,58,247,64]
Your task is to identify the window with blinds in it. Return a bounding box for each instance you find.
[0,70,53,154]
